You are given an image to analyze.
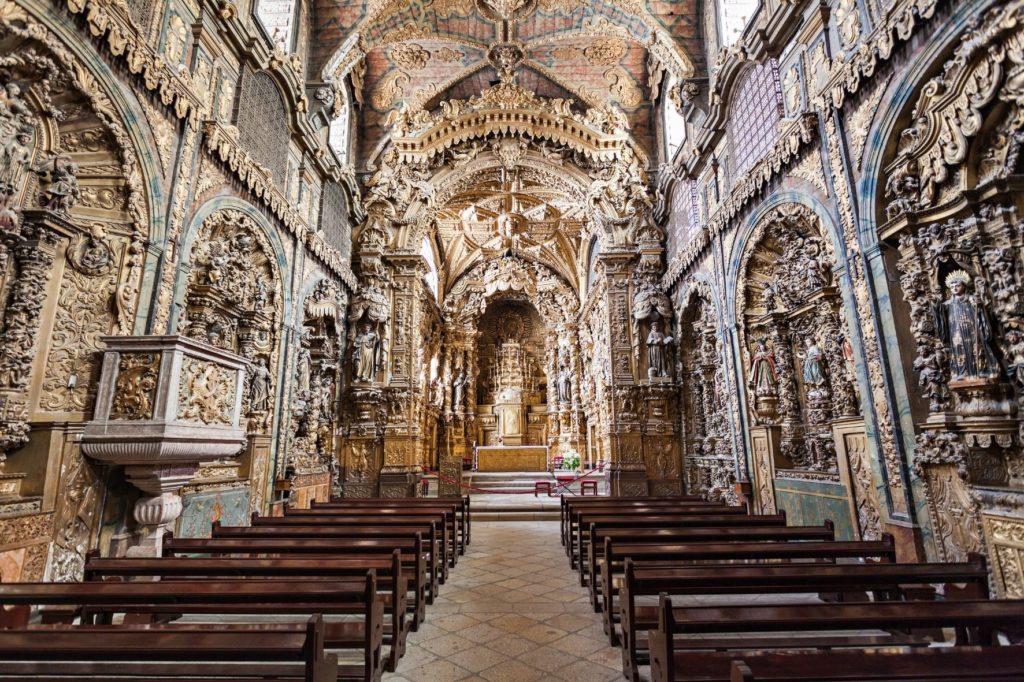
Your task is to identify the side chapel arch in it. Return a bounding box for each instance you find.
[175,202,288,509]
[866,0,1024,590]
[733,201,872,536]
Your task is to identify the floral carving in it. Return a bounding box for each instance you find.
[390,43,430,70]
[177,356,236,426]
[110,353,160,421]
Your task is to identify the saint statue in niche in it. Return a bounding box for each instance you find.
[296,346,311,395]
[646,319,673,378]
[558,363,572,403]
[749,339,778,396]
[352,323,380,383]
[798,336,827,387]
[248,356,271,413]
[935,270,999,381]
[452,368,466,411]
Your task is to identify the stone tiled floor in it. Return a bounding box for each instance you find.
[388,521,624,682]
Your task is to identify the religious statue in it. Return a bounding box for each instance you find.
[749,339,778,396]
[295,346,311,395]
[646,319,673,378]
[761,280,778,313]
[798,336,827,387]
[452,369,466,411]
[558,364,572,403]
[35,154,80,213]
[350,443,370,482]
[935,271,999,381]
[352,323,380,383]
[1004,329,1024,387]
[248,357,271,413]
[254,279,269,311]
[804,255,826,291]
[913,342,948,411]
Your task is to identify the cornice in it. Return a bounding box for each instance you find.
[201,121,355,286]
[63,0,204,126]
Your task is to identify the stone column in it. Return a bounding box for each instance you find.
[0,217,61,461]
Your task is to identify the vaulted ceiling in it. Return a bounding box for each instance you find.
[311,0,707,167]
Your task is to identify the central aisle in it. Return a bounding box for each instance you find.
[388,521,623,682]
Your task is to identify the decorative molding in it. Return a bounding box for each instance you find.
[663,113,819,286]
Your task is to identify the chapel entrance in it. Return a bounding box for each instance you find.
[473,300,551,471]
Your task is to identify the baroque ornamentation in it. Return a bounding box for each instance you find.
[177,356,236,425]
[110,353,161,421]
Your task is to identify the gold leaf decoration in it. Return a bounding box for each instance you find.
[390,43,430,70]
[584,38,627,66]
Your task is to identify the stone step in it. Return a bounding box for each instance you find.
[473,510,561,522]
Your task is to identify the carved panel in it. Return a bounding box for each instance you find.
[40,251,118,414]
[841,428,882,540]
[50,444,101,582]
[749,426,777,514]
[982,513,1024,598]
[177,356,236,425]
[109,352,161,421]
[923,464,983,562]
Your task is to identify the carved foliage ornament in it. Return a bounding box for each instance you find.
[110,353,161,421]
[885,0,1024,218]
[177,356,236,426]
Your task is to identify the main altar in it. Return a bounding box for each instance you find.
[476,445,549,472]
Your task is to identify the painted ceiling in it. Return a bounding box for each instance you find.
[311,0,706,167]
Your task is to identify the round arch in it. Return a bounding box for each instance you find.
[172,196,293,332]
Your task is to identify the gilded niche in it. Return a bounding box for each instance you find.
[176,356,235,425]
[109,353,160,421]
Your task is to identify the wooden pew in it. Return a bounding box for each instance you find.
[310,497,471,554]
[598,535,897,627]
[213,520,449,590]
[560,496,704,546]
[275,509,459,567]
[163,535,439,606]
[647,596,1024,682]
[565,500,731,557]
[573,512,788,579]
[618,555,991,681]
[726,647,1024,682]
[588,524,838,609]
[0,579,383,681]
[83,551,416,670]
[568,504,745,570]
[0,616,338,681]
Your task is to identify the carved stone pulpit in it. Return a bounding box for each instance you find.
[82,336,248,555]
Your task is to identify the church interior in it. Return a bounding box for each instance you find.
[0,0,1023,679]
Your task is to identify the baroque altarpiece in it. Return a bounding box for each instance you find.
[0,0,1019,599]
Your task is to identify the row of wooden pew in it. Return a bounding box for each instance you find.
[0,496,471,681]
[560,495,1024,682]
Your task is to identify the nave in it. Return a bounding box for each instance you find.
[389,520,622,682]
[2,490,1024,681]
